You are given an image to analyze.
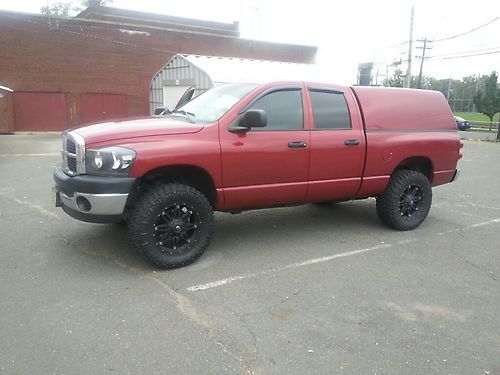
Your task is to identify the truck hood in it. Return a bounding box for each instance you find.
[73,117,205,145]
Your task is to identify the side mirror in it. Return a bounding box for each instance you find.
[154,107,170,115]
[229,109,267,132]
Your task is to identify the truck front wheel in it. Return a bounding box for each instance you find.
[376,170,432,231]
[128,183,214,269]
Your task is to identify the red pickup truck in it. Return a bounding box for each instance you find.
[53,81,462,268]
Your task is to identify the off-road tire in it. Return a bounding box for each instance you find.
[127,183,214,269]
[376,170,432,231]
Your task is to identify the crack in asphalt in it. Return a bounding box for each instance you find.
[0,193,60,220]
[78,248,257,375]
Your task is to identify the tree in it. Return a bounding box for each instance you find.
[81,0,113,7]
[473,72,500,134]
[40,0,113,17]
[383,69,404,88]
[41,2,73,17]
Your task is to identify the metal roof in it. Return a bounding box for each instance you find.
[182,54,320,84]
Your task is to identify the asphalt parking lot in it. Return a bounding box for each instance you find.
[1,133,499,375]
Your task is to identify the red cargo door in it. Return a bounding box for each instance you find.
[220,87,310,209]
[80,94,127,125]
[305,87,366,201]
[13,92,68,131]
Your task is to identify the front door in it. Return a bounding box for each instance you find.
[220,87,310,209]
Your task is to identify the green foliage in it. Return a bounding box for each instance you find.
[383,69,404,88]
[473,71,500,124]
[454,112,500,123]
[40,0,113,16]
[40,2,73,17]
[81,0,113,7]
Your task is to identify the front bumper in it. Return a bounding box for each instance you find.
[53,166,136,223]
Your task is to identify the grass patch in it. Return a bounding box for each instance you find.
[454,112,500,122]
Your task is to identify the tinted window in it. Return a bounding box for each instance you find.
[309,90,351,129]
[248,90,303,130]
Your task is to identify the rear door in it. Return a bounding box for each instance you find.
[220,86,310,209]
[305,86,366,201]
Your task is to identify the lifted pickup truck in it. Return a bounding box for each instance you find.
[53,81,462,268]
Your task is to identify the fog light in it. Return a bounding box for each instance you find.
[76,196,91,212]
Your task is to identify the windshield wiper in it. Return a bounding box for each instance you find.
[170,110,196,123]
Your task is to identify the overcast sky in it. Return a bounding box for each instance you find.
[1,0,499,84]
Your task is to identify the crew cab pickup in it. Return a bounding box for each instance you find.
[53,82,462,268]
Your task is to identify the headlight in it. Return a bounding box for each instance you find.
[85,147,136,176]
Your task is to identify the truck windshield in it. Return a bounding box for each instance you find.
[175,83,258,123]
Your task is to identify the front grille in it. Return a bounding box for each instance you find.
[66,138,76,155]
[67,155,77,172]
[62,132,85,175]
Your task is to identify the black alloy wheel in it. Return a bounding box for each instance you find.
[399,184,424,217]
[153,204,199,253]
[128,183,214,269]
[376,169,432,231]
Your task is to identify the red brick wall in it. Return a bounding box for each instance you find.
[0,12,317,131]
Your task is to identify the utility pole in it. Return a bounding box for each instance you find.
[446,78,452,101]
[404,6,415,88]
[416,38,432,89]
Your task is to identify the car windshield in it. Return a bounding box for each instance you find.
[174,83,258,123]
[455,116,465,121]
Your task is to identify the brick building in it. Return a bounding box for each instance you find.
[0,6,317,133]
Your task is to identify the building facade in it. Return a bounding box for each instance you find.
[0,6,317,133]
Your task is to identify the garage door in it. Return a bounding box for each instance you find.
[13,92,68,131]
[80,94,128,125]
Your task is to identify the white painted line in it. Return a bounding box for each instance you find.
[468,218,500,228]
[280,244,392,270]
[187,217,500,293]
[438,217,500,235]
[0,153,59,157]
[187,244,392,292]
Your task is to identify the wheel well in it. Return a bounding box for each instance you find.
[394,157,433,182]
[130,165,217,209]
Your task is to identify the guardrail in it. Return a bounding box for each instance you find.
[470,121,499,131]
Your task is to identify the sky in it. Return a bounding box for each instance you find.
[1,0,499,84]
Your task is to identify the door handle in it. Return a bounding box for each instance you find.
[344,139,360,146]
[288,141,307,148]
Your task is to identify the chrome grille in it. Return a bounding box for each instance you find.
[62,132,86,176]
[66,138,76,155]
[67,155,77,172]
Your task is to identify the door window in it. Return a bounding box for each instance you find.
[309,90,351,130]
[248,89,303,130]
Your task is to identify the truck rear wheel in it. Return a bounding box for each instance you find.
[376,170,432,231]
[128,183,214,269]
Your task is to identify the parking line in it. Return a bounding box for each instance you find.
[187,244,393,292]
[186,217,500,292]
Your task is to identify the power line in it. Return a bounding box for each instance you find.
[428,50,500,61]
[431,16,499,42]
[427,45,500,59]
[372,15,499,54]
